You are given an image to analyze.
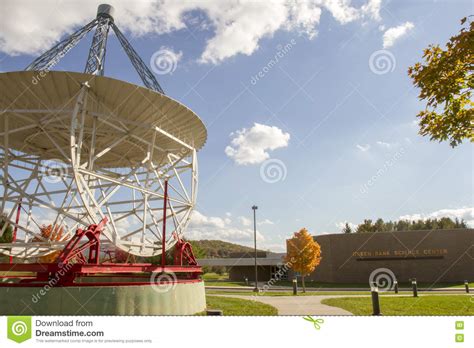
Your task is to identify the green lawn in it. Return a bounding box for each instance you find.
[206,290,371,296]
[205,295,278,315]
[206,290,418,296]
[204,278,474,289]
[322,295,474,315]
[202,272,229,281]
[204,280,248,287]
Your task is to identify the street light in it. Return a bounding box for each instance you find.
[252,205,258,292]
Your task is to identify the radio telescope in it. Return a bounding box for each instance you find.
[0,4,206,259]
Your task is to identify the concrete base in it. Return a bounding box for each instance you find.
[0,281,206,315]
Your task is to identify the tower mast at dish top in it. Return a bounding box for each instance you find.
[27,4,164,93]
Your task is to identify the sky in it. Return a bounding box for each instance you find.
[1,0,472,252]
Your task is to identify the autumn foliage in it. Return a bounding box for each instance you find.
[37,224,64,263]
[285,228,321,291]
[408,17,473,147]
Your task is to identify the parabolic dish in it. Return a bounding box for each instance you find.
[0,70,206,257]
[0,71,207,168]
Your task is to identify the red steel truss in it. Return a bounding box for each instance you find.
[0,218,202,287]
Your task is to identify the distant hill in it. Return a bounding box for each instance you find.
[189,240,266,258]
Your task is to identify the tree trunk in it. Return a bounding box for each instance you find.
[302,275,306,293]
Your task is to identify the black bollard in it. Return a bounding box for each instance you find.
[465,280,470,294]
[371,286,381,316]
[394,280,399,294]
[412,279,418,297]
[293,278,298,295]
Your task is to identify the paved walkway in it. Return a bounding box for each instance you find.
[213,294,354,315]
[212,293,471,315]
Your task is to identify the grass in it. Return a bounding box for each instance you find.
[203,278,252,286]
[322,295,474,315]
[202,272,229,281]
[204,277,474,289]
[205,295,278,315]
[207,290,369,296]
[205,290,417,296]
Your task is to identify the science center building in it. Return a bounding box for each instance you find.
[200,229,474,283]
[306,228,474,283]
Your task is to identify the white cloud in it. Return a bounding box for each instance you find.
[225,123,290,165]
[335,221,357,231]
[189,210,230,229]
[356,144,371,152]
[260,243,285,252]
[238,216,252,227]
[157,45,183,62]
[1,0,383,63]
[376,141,391,148]
[383,21,414,48]
[258,218,274,226]
[399,207,474,227]
[376,140,399,149]
[360,0,382,21]
[187,210,265,243]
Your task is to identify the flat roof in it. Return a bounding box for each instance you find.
[197,254,285,267]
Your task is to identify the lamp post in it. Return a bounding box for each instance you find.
[252,205,258,292]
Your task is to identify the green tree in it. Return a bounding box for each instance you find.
[356,219,376,233]
[188,240,206,259]
[408,17,473,147]
[0,216,13,243]
[354,217,467,232]
[342,223,352,234]
[374,218,385,232]
[395,220,411,231]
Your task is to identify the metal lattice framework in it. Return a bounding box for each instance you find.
[0,5,206,258]
[25,4,164,93]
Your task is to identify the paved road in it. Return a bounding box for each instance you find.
[213,294,354,315]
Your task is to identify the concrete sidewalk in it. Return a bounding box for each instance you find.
[211,293,472,315]
[212,294,354,315]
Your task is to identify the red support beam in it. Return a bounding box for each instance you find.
[0,263,202,274]
[161,179,168,268]
[9,203,21,264]
[56,217,107,265]
[0,209,203,287]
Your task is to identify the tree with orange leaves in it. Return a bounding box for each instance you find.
[37,224,64,263]
[285,228,321,292]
